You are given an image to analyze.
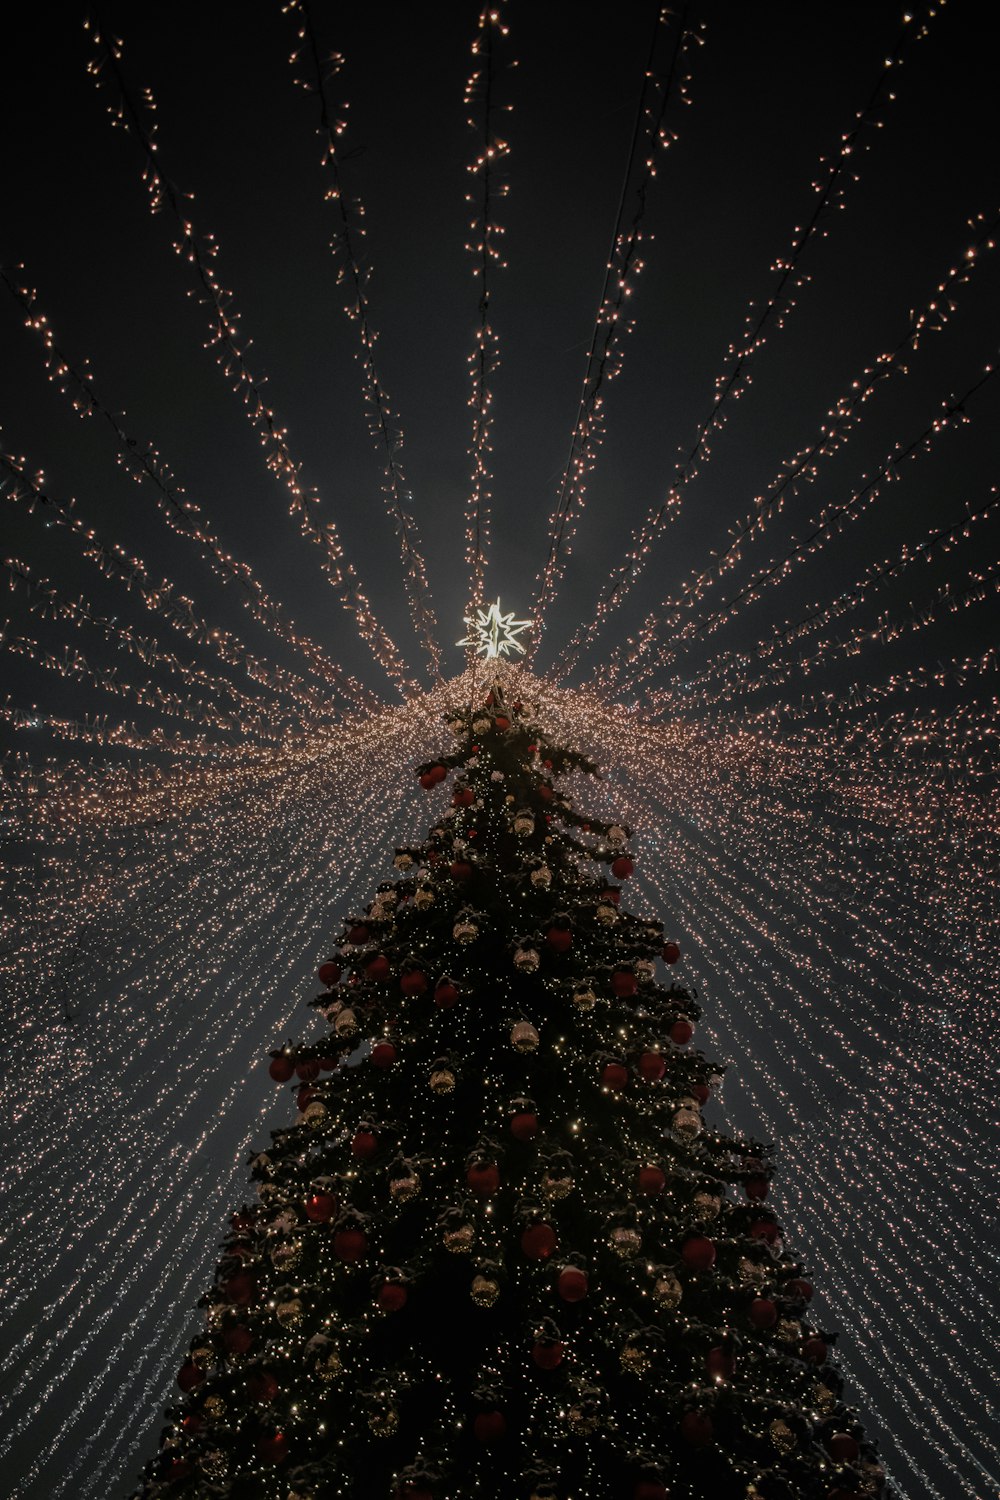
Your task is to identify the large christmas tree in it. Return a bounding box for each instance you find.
[135,679,889,1500]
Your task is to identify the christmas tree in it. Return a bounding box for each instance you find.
[135,678,889,1500]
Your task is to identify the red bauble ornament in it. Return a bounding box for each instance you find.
[802,1335,829,1364]
[638,1050,666,1082]
[296,1084,315,1111]
[494,715,511,732]
[538,783,554,802]
[681,1235,717,1272]
[546,926,572,953]
[744,1175,769,1200]
[827,1432,860,1463]
[601,1061,629,1092]
[377,1281,408,1313]
[181,1414,203,1432]
[690,1082,711,1105]
[634,1484,669,1500]
[268,1054,294,1083]
[177,1360,204,1393]
[600,886,620,905]
[450,860,473,882]
[371,1041,398,1070]
[223,1324,253,1354]
[473,1409,507,1443]
[749,1219,781,1245]
[611,969,637,999]
[305,1192,336,1223]
[222,1271,255,1305]
[532,1339,564,1370]
[256,1432,289,1465]
[453,788,475,807]
[466,1161,500,1196]
[366,954,390,982]
[748,1297,778,1329]
[662,940,681,964]
[333,1226,367,1262]
[520,1222,558,1261]
[317,960,341,987]
[351,1129,378,1160]
[543,758,553,769]
[246,1370,279,1404]
[348,923,370,945]
[680,1409,713,1447]
[637,1165,666,1195]
[706,1346,735,1381]
[510,1110,538,1142]
[295,1057,320,1082]
[787,1277,814,1302]
[400,968,428,996]
[434,979,460,1008]
[164,1459,192,1480]
[418,771,437,790]
[669,1018,693,1046]
[611,855,634,879]
[318,1053,338,1072]
[557,1266,589,1302]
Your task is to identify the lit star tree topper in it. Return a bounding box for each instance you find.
[458,598,532,659]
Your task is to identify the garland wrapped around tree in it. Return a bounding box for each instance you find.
[135,680,891,1500]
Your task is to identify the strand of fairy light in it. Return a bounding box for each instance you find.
[462,4,512,621]
[82,15,418,699]
[613,354,999,702]
[281,0,444,682]
[527,3,702,649]
[1,269,379,716]
[551,3,938,682]
[590,205,1000,697]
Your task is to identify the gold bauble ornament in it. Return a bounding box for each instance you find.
[453,918,478,943]
[390,1173,422,1202]
[318,1350,342,1382]
[302,1099,328,1125]
[511,1021,540,1052]
[334,1007,359,1037]
[473,716,492,734]
[595,903,618,926]
[199,1450,228,1480]
[572,985,597,1010]
[610,1225,642,1258]
[202,1395,226,1418]
[542,1171,574,1199]
[777,1317,801,1342]
[393,852,414,871]
[607,825,628,847]
[513,814,535,837]
[270,1239,301,1270]
[413,886,435,910]
[471,1273,500,1307]
[430,1068,456,1094]
[692,1191,722,1223]
[672,1107,702,1138]
[813,1382,836,1414]
[566,1404,599,1435]
[635,958,655,984]
[620,1342,652,1373]
[257,1182,280,1203]
[738,1257,767,1287]
[530,865,552,888]
[276,1298,303,1326]
[368,1403,399,1437]
[443,1223,475,1253]
[653,1271,683,1309]
[514,946,540,973]
[769,1417,796,1455]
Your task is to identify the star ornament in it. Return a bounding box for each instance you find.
[458,599,532,659]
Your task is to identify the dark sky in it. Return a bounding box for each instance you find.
[1,3,997,1497]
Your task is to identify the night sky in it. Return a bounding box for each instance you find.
[1,2,997,1497]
